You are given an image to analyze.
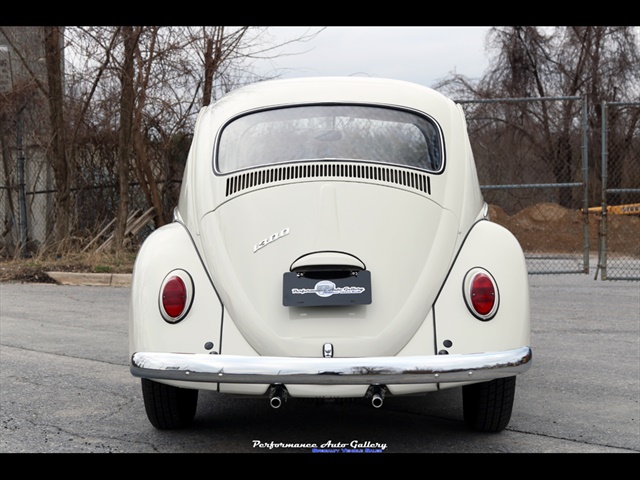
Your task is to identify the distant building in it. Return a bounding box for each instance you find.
[0,27,55,255]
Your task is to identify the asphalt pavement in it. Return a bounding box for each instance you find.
[1,272,638,453]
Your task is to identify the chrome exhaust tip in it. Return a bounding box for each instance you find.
[371,392,384,408]
[269,385,288,409]
[367,385,385,408]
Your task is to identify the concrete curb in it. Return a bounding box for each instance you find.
[46,272,132,287]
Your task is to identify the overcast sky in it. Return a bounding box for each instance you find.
[255,27,493,88]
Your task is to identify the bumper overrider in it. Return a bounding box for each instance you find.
[131,346,532,385]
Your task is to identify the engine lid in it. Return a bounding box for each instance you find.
[199,180,459,357]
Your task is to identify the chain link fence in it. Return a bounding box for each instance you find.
[0,103,164,257]
[459,96,592,275]
[2,95,638,282]
[1,104,49,257]
[595,101,640,281]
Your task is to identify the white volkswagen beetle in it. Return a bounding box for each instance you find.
[129,77,532,433]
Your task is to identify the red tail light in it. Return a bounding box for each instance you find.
[162,276,187,318]
[471,273,495,315]
[159,270,194,323]
[464,268,499,320]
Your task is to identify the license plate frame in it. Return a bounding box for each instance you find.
[283,270,372,307]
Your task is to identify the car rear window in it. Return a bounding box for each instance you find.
[216,105,443,174]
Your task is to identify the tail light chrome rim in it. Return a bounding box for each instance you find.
[463,268,499,321]
[159,269,194,323]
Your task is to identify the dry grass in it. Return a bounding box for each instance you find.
[0,250,136,283]
[3,203,638,284]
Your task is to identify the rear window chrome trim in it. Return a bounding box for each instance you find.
[213,102,446,177]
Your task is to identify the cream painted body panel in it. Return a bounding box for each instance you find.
[434,219,531,354]
[178,78,481,235]
[128,223,223,363]
[199,181,457,358]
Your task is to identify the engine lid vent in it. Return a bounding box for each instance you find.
[225,162,431,197]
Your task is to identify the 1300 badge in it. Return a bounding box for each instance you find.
[254,228,289,253]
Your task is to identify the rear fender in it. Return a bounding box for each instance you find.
[434,220,530,355]
[129,222,223,359]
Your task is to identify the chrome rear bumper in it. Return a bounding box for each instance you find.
[131,346,532,385]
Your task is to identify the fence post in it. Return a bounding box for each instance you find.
[582,96,589,273]
[16,106,28,258]
[599,101,608,280]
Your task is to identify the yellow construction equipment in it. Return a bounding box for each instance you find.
[585,203,640,215]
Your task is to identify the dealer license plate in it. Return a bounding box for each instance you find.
[283,270,372,307]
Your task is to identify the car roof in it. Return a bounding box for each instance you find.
[207,77,459,127]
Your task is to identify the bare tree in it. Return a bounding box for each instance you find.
[42,27,73,246]
[114,26,139,254]
[2,26,326,255]
[200,27,249,107]
[440,26,640,208]
[130,27,166,228]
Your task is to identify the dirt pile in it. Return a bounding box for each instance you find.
[489,203,640,257]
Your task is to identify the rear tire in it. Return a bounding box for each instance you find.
[141,378,198,430]
[462,376,516,433]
